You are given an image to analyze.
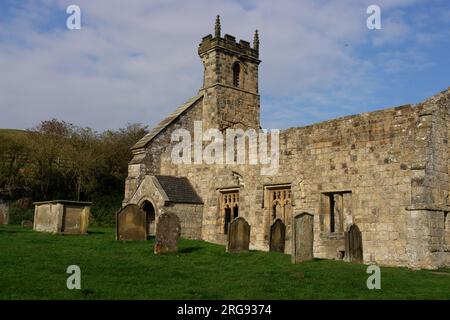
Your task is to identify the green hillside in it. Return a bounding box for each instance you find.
[0,128,30,141]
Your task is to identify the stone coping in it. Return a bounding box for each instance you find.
[406,204,450,212]
[33,200,92,206]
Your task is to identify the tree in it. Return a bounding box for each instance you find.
[65,126,101,201]
[3,119,148,203]
[25,119,74,200]
[0,134,28,198]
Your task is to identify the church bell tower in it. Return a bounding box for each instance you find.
[198,16,261,131]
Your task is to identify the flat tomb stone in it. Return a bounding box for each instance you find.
[33,200,91,234]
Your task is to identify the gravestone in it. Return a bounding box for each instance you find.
[269,219,286,252]
[154,212,181,254]
[17,197,33,209]
[21,220,33,228]
[292,212,314,263]
[344,224,363,263]
[0,201,9,225]
[116,204,147,241]
[227,217,251,253]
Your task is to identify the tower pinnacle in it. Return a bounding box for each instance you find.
[215,15,221,38]
[253,30,259,52]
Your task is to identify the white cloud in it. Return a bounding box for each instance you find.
[0,0,445,131]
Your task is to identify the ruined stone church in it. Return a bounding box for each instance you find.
[123,17,450,269]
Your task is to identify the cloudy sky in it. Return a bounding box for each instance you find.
[0,0,449,131]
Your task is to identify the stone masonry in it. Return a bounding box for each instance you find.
[123,16,450,269]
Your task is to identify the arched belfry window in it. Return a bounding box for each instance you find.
[233,62,241,87]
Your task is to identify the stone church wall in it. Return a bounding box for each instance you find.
[125,93,450,268]
[123,17,450,268]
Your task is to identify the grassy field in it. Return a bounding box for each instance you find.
[1,225,450,300]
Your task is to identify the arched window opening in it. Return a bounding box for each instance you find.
[233,205,239,219]
[233,62,241,87]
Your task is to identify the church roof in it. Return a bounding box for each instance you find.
[131,94,204,150]
[154,175,203,204]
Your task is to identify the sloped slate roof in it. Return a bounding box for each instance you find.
[132,94,203,150]
[154,175,203,204]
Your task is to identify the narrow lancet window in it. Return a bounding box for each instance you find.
[233,62,241,87]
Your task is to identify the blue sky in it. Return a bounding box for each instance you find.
[0,0,449,131]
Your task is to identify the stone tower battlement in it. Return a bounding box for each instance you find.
[198,15,259,60]
[198,33,259,61]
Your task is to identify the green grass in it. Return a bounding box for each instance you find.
[1,225,450,300]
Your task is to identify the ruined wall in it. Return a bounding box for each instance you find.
[155,102,421,265]
[406,90,450,268]
[277,105,419,266]
[125,88,450,268]
[126,102,418,266]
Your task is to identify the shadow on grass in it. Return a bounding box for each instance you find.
[81,288,96,297]
[0,229,19,234]
[180,246,204,254]
[87,231,106,235]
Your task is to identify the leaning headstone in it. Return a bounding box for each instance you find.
[21,220,33,228]
[344,224,363,263]
[116,204,147,241]
[269,219,286,253]
[292,212,314,263]
[154,212,181,254]
[227,217,251,253]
